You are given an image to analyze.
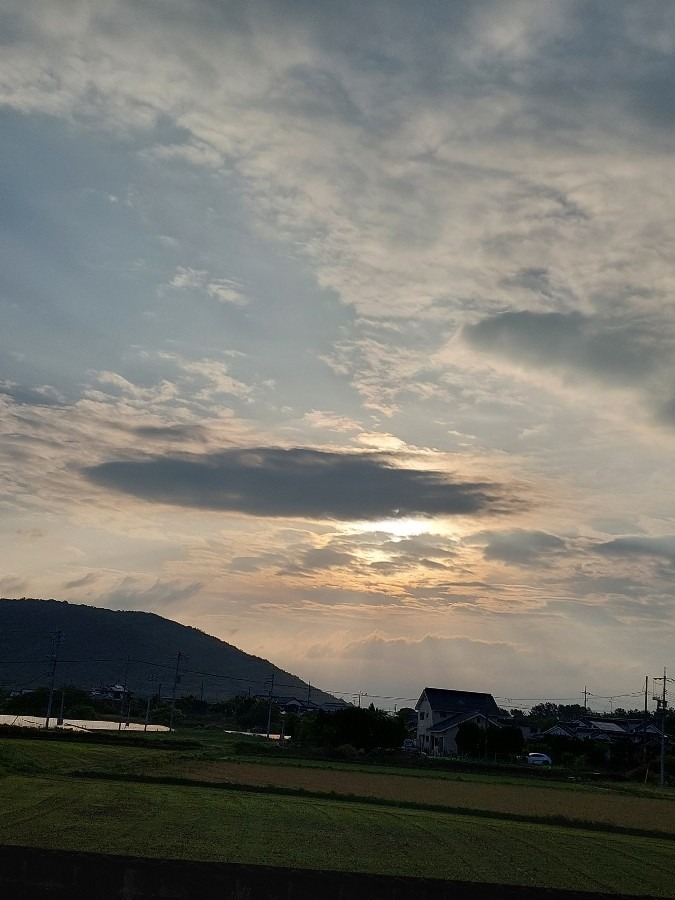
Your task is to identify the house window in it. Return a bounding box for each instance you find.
[419,712,425,720]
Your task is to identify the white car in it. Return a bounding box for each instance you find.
[527,752,552,765]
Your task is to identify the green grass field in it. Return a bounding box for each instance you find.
[0,732,673,896]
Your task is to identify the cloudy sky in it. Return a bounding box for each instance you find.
[2,0,675,710]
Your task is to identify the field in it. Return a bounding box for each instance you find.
[0,731,673,896]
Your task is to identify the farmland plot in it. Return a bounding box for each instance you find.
[175,758,675,835]
[0,775,673,896]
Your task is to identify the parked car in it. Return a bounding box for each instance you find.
[527,752,552,765]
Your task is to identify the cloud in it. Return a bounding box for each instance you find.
[63,572,101,589]
[14,528,46,541]
[132,424,207,443]
[463,311,662,386]
[463,310,675,428]
[83,447,521,521]
[0,381,65,407]
[301,546,358,570]
[340,632,516,661]
[302,410,362,433]
[472,528,567,566]
[94,577,204,612]
[0,576,28,596]
[169,266,247,305]
[594,535,675,567]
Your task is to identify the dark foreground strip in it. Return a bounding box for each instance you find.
[0,844,666,900]
[70,770,675,843]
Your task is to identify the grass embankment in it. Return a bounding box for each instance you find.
[0,731,674,896]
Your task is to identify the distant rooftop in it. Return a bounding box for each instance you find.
[416,688,500,717]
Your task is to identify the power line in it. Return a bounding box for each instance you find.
[1,650,667,712]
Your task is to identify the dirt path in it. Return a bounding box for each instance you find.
[175,759,675,835]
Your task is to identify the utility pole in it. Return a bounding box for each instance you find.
[583,685,588,713]
[266,670,275,739]
[643,675,650,763]
[45,630,63,729]
[169,651,182,733]
[653,669,668,788]
[144,693,152,732]
[306,682,311,705]
[145,674,156,733]
[118,655,130,732]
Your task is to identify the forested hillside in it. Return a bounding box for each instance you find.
[0,598,334,704]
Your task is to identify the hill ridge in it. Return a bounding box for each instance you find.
[0,598,336,705]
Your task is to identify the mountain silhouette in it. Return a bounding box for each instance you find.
[0,598,336,705]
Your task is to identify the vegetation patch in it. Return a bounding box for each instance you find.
[70,769,675,842]
[0,774,673,896]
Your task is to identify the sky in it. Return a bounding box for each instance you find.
[2,0,675,712]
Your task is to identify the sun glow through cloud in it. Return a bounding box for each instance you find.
[351,519,435,539]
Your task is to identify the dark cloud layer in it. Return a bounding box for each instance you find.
[595,535,675,567]
[463,311,661,386]
[83,447,518,521]
[477,529,567,567]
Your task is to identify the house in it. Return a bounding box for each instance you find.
[624,719,663,747]
[90,684,133,703]
[252,695,347,715]
[542,722,577,739]
[270,695,313,715]
[542,717,664,749]
[416,687,501,755]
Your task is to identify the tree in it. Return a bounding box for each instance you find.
[455,721,483,757]
[397,707,417,732]
[558,704,588,720]
[528,702,559,719]
[528,702,560,729]
[293,705,406,751]
[487,725,524,757]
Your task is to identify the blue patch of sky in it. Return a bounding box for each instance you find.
[0,108,357,419]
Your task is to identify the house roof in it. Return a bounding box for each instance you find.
[416,687,500,717]
[579,719,626,733]
[542,723,576,737]
[428,710,502,733]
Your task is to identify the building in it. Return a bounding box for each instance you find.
[416,687,501,755]
[541,717,664,749]
[90,684,133,703]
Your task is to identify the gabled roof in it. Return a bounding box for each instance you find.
[416,687,500,717]
[542,722,576,737]
[579,719,626,733]
[428,710,502,733]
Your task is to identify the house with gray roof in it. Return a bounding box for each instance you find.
[542,717,664,749]
[415,687,501,755]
